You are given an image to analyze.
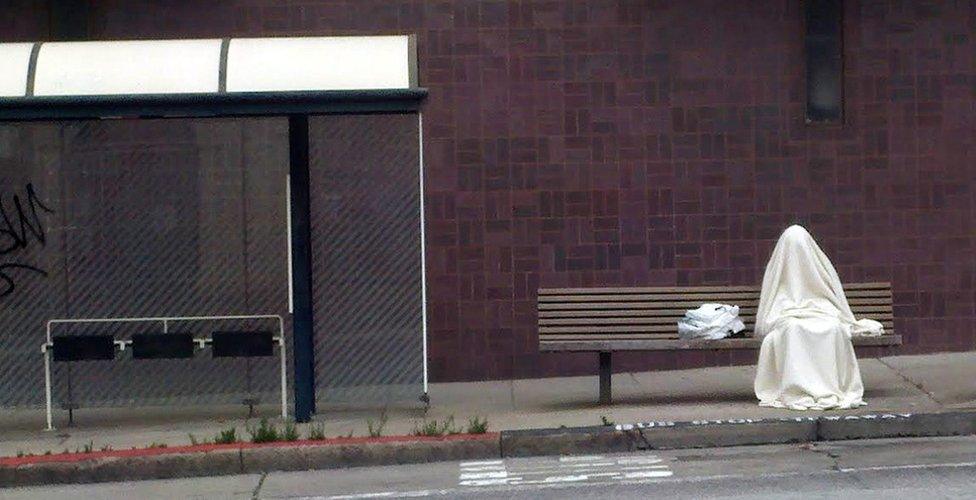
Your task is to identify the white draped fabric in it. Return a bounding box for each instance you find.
[753,225,884,410]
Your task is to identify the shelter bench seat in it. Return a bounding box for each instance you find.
[537,282,902,404]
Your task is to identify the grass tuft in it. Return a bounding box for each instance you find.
[413,415,461,437]
[214,428,238,445]
[466,416,489,434]
[306,423,327,440]
[248,418,280,443]
[367,410,388,438]
[282,422,299,442]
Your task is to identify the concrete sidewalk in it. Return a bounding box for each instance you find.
[1,351,973,458]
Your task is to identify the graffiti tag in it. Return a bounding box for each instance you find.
[0,183,53,298]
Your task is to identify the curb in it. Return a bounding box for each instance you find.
[499,409,976,458]
[2,410,975,487]
[0,434,500,488]
[500,418,819,457]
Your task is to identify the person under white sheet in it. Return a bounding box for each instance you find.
[753,225,884,410]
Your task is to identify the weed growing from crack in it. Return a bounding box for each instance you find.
[214,428,237,445]
[367,410,389,438]
[413,415,461,437]
[466,416,489,434]
[306,423,327,440]
[248,418,280,443]
[282,422,299,442]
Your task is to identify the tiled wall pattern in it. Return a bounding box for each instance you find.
[1,1,974,382]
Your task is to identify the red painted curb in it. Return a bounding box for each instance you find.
[0,432,500,468]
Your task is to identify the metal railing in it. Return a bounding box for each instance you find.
[41,314,287,431]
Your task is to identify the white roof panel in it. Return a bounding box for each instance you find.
[0,43,34,97]
[226,36,413,93]
[0,36,417,100]
[33,39,222,96]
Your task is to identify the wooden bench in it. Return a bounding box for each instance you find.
[537,282,902,404]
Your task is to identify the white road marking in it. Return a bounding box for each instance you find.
[559,455,606,462]
[543,474,590,482]
[459,477,523,486]
[623,470,674,479]
[504,464,668,476]
[329,458,976,499]
[620,465,670,471]
[324,491,434,499]
[455,453,674,490]
[459,471,507,480]
[560,461,615,468]
[616,457,664,465]
[836,461,976,473]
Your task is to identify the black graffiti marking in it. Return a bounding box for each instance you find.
[0,263,48,299]
[0,183,54,299]
[0,183,54,255]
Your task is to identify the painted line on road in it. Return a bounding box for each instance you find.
[322,491,435,499]
[559,455,606,462]
[623,470,674,479]
[459,477,523,486]
[616,457,665,465]
[459,471,508,480]
[503,464,669,475]
[326,458,976,500]
[457,464,506,471]
[456,453,674,490]
[836,461,976,473]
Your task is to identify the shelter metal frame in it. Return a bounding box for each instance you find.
[1,86,430,423]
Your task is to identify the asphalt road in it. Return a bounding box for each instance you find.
[3,435,976,499]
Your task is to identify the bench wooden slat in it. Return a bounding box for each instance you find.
[539,314,895,327]
[540,334,901,352]
[540,325,686,334]
[540,308,755,318]
[539,301,763,310]
[539,297,891,310]
[539,290,890,303]
[543,333,680,340]
[539,292,759,302]
[537,282,891,295]
[540,285,761,294]
[538,305,891,318]
[539,324,895,337]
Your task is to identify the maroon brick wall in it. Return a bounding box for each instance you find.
[2,1,974,382]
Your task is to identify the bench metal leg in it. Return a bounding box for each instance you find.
[599,351,612,405]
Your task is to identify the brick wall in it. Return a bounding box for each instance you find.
[2,1,974,382]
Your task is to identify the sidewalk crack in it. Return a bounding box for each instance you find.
[629,426,653,451]
[509,380,516,410]
[802,444,843,472]
[875,358,944,406]
[251,472,268,499]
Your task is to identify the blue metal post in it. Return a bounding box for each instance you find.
[288,114,315,422]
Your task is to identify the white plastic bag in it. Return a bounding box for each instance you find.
[677,303,745,341]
